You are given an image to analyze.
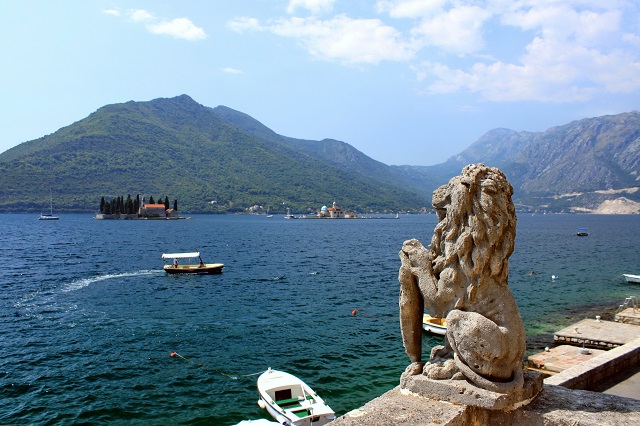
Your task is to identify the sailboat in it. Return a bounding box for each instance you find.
[39,190,59,220]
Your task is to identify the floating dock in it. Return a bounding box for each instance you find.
[554,318,640,349]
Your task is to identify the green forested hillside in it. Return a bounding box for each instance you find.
[2,95,638,214]
[0,95,426,213]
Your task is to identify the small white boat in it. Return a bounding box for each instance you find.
[161,252,224,274]
[284,208,296,219]
[257,368,335,426]
[576,227,588,236]
[39,190,59,220]
[422,314,447,336]
[623,274,640,284]
[39,213,59,220]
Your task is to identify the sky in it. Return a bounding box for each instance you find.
[1,1,639,166]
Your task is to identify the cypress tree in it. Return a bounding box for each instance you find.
[126,194,133,214]
[173,199,178,211]
[164,196,170,210]
[100,196,105,213]
[149,196,155,204]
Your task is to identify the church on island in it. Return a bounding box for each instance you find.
[138,203,179,218]
[95,195,182,220]
[317,202,358,218]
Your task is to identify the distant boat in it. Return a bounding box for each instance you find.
[39,190,59,220]
[257,368,335,426]
[284,207,296,219]
[576,227,588,236]
[623,274,640,284]
[422,314,447,336]
[161,252,223,274]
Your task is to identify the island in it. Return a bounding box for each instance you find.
[95,194,184,220]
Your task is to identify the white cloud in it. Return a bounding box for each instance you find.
[269,15,415,65]
[411,1,640,102]
[110,9,206,41]
[102,9,120,17]
[230,0,640,101]
[287,0,336,15]
[375,0,446,18]
[129,9,154,23]
[222,67,244,74]
[147,18,207,41]
[227,17,262,32]
[411,5,492,55]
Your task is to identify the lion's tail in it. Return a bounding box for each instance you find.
[453,353,524,394]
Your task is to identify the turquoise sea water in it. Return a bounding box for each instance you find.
[1,213,638,425]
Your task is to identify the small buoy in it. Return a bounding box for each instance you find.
[551,275,558,280]
[352,309,357,316]
[170,352,177,357]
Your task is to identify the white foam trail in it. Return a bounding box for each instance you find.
[62,270,163,292]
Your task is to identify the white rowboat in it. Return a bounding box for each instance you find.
[257,368,335,426]
[623,274,640,284]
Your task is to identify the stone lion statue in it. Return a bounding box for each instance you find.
[398,164,526,393]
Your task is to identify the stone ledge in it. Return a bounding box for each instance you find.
[399,370,543,411]
[331,385,640,426]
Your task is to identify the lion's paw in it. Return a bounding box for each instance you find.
[424,359,459,380]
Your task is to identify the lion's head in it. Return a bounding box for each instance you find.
[429,164,516,310]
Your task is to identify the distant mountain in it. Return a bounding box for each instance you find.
[0,95,426,213]
[397,112,640,213]
[1,95,638,214]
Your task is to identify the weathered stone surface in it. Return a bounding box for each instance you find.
[400,370,543,411]
[331,386,468,426]
[331,384,640,426]
[398,164,527,395]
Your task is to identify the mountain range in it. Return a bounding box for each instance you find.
[0,95,638,214]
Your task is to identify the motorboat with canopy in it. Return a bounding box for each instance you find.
[161,252,223,274]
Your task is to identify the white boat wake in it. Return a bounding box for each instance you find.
[62,270,162,292]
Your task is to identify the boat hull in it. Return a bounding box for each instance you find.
[623,274,640,284]
[163,264,224,274]
[422,314,447,336]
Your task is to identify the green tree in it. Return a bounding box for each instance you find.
[100,196,105,213]
[173,199,178,211]
[164,196,170,210]
[149,196,155,204]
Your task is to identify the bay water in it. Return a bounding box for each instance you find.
[1,213,638,425]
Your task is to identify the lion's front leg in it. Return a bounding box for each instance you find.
[398,242,425,365]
